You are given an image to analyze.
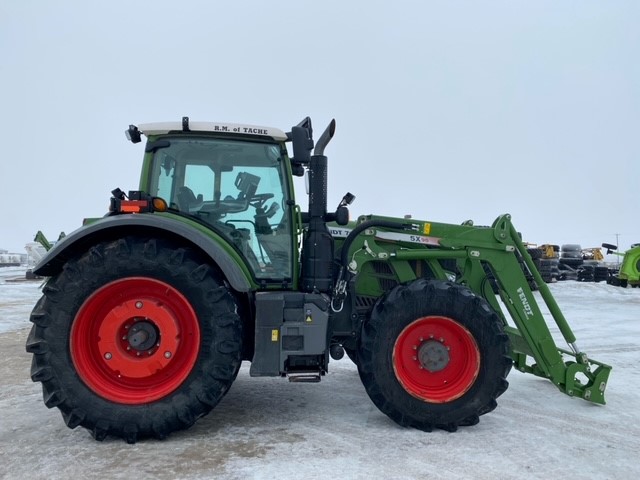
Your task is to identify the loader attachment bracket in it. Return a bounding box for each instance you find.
[559,350,611,404]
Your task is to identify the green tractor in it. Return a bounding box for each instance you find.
[602,242,640,287]
[26,117,611,443]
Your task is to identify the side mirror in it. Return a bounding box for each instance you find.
[326,192,355,225]
[287,117,313,165]
[334,206,349,226]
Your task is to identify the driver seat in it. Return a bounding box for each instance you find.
[176,186,203,212]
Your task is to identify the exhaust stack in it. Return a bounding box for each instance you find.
[301,119,336,293]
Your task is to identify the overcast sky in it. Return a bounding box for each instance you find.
[1,1,638,257]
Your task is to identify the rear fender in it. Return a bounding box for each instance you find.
[33,214,253,292]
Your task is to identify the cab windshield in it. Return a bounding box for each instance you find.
[147,136,293,280]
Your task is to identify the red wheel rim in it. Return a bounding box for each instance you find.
[70,277,200,404]
[393,316,480,403]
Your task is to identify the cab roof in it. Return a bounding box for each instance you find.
[138,121,288,141]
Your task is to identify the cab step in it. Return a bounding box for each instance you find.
[288,374,321,383]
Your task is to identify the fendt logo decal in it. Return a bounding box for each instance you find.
[329,227,352,238]
[516,287,534,318]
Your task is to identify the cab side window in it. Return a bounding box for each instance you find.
[149,138,293,281]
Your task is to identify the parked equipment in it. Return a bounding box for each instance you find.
[602,242,640,287]
[26,117,612,443]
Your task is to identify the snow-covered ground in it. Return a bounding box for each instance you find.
[0,267,43,334]
[0,268,638,479]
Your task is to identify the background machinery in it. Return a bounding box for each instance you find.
[602,242,640,287]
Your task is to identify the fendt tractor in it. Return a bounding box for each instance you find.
[26,117,612,443]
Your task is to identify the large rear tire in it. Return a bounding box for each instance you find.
[26,237,243,443]
[357,279,512,432]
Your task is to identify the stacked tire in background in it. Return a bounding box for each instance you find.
[593,264,610,282]
[527,244,610,285]
[533,245,560,283]
[524,248,542,290]
[558,244,608,282]
[559,244,582,281]
[577,263,609,282]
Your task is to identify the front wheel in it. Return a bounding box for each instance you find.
[26,237,243,443]
[357,279,512,432]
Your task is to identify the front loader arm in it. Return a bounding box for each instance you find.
[342,214,611,404]
[488,217,611,404]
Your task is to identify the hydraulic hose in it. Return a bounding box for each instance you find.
[331,218,407,312]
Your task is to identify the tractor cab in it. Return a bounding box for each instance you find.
[138,122,296,282]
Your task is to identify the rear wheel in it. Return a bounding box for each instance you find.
[357,279,512,431]
[26,237,243,443]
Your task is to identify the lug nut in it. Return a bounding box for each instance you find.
[104,352,112,360]
[135,301,143,309]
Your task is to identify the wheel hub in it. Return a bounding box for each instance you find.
[125,319,159,352]
[417,340,450,372]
